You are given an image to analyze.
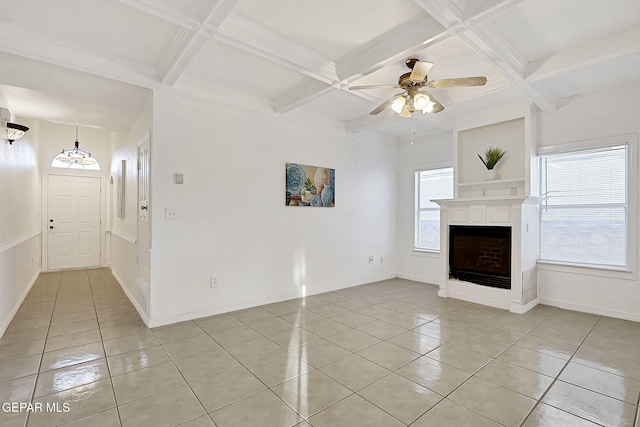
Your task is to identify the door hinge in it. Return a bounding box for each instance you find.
[137,161,141,171]
[136,255,139,264]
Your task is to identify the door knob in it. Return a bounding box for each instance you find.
[141,206,148,210]
[49,226,54,229]
[49,219,54,222]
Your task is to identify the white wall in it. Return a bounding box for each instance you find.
[0,114,41,337]
[109,95,152,322]
[395,86,640,321]
[396,133,453,285]
[148,90,397,326]
[536,84,640,321]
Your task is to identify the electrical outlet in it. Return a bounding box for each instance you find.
[210,276,218,288]
[511,187,517,196]
[368,255,374,264]
[165,207,178,220]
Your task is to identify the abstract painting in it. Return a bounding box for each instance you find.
[285,162,335,207]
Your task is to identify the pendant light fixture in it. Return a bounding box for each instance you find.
[51,126,100,170]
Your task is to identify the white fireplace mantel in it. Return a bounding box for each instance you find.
[434,196,541,314]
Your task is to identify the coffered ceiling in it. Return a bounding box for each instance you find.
[0,0,638,140]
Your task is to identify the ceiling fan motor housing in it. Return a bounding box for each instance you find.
[405,57,420,69]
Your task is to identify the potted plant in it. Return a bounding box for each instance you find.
[478,146,505,180]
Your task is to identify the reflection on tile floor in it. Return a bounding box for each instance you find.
[1,269,639,426]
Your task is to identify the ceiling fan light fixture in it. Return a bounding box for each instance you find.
[400,105,412,118]
[413,93,430,110]
[391,96,406,114]
[422,101,436,114]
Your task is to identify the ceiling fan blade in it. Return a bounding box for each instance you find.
[349,84,399,90]
[409,61,434,83]
[369,92,405,115]
[423,90,445,113]
[427,76,487,88]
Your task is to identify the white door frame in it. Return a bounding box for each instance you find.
[136,131,151,316]
[42,170,106,271]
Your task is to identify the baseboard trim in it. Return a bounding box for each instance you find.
[510,298,540,314]
[110,269,150,327]
[148,274,398,328]
[539,298,640,322]
[396,274,438,285]
[0,270,40,339]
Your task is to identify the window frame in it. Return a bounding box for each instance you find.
[536,134,637,280]
[414,165,454,253]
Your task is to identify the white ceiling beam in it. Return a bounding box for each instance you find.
[526,27,640,83]
[336,15,449,82]
[271,80,334,114]
[274,15,449,115]
[346,111,399,133]
[222,14,448,114]
[412,0,463,28]
[413,0,559,112]
[158,0,240,85]
[463,0,527,24]
[216,15,338,84]
[455,29,523,83]
[174,75,272,113]
[0,24,159,90]
[113,0,201,30]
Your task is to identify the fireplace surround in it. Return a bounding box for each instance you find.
[434,196,540,314]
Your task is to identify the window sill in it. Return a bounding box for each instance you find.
[413,248,440,256]
[536,260,637,281]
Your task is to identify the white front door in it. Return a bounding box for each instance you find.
[137,136,151,313]
[47,175,101,269]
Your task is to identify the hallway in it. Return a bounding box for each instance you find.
[1,269,639,426]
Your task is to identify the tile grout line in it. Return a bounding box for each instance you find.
[517,314,606,426]
[394,304,559,426]
[86,270,124,427]
[151,320,234,425]
[24,270,62,427]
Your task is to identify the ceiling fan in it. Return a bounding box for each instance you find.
[349,58,487,116]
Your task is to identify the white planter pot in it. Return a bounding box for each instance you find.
[485,169,499,180]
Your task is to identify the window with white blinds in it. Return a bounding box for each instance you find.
[539,144,627,267]
[415,167,453,251]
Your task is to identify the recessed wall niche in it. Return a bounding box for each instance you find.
[456,117,529,199]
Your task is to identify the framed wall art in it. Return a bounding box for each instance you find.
[285,162,335,207]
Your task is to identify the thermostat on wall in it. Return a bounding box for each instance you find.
[175,173,184,184]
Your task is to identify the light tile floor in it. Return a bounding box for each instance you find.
[1,268,639,426]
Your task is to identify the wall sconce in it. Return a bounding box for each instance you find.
[0,108,29,144]
[7,122,29,145]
